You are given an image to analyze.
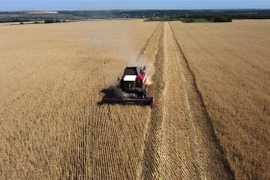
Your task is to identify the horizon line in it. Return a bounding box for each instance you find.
[1,8,270,12]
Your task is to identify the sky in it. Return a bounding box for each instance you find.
[1,0,270,11]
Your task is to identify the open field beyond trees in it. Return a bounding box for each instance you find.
[0,20,269,179]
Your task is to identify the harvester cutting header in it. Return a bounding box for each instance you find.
[100,66,155,108]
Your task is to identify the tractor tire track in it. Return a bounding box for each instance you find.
[141,22,234,179]
[134,22,165,179]
[169,22,234,179]
[141,22,166,180]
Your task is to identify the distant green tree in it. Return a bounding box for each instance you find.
[44,19,55,23]
[213,16,232,22]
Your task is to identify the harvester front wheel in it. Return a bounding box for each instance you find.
[144,86,148,96]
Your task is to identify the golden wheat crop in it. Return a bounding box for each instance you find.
[171,20,270,179]
[0,20,158,179]
[0,19,268,179]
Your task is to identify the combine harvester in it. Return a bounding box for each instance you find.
[100,66,155,108]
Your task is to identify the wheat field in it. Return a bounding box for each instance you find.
[0,20,158,179]
[171,20,270,179]
[0,20,269,179]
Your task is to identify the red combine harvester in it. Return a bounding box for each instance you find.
[100,66,155,108]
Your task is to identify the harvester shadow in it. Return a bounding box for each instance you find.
[100,86,123,99]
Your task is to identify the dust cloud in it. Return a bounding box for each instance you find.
[99,30,155,86]
[116,46,155,85]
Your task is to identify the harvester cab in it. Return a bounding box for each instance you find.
[120,66,147,98]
